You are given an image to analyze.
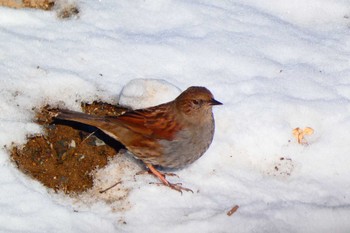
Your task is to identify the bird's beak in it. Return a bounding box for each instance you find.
[210,98,223,106]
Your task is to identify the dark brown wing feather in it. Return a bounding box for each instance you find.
[109,104,182,141]
[55,104,182,157]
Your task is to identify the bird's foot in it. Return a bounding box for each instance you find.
[150,181,193,194]
[146,163,193,194]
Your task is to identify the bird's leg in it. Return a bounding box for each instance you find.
[136,169,179,178]
[145,163,193,194]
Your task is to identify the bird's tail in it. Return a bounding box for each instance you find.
[55,109,106,127]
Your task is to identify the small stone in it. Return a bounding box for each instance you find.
[69,140,76,148]
[94,138,106,146]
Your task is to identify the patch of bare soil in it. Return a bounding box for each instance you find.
[0,0,79,19]
[0,0,54,10]
[10,102,129,194]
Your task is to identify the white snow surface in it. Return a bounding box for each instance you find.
[1,0,350,232]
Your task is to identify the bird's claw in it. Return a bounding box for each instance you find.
[150,181,193,194]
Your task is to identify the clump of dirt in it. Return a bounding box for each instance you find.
[23,0,54,9]
[10,101,128,194]
[0,0,54,10]
[56,2,79,19]
[265,156,295,178]
[0,0,79,19]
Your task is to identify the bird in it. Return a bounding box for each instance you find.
[55,86,222,193]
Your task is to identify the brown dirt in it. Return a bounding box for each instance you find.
[1,0,80,19]
[10,102,129,194]
[0,0,54,10]
[56,2,79,19]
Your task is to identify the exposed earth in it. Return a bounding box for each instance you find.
[10,102,128,194]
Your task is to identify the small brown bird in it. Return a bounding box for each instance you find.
[55,86,222,193]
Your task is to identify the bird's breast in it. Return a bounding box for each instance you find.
[155,117,215,168]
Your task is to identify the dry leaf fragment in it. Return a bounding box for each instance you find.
[292,127,314,144]
[292,128,303,144]
[303,127,314,135]
[227,205,239,216]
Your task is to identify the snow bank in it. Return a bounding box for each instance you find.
[1,0,350,232]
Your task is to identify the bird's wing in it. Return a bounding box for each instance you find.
[108,105,182,141]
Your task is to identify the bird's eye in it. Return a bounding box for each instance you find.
[192,100,202,105]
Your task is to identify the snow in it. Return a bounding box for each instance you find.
[1,0,350,232]
[119,79,181,109]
